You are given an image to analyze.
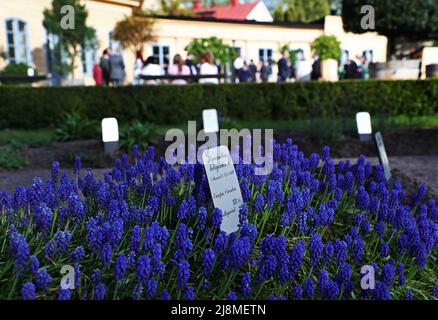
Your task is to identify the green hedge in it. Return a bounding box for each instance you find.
[1,79,437,129]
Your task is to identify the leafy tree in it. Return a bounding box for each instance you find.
[43,0,95,79]
[185,37,238,66]
[311,35,341,61]
[159,0,194,16]
[274,0,330,23]
[284,0,306,22]
[341,0,438,55]
[273,5,286,22]
[112,9,155,53]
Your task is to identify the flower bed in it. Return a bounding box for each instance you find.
[0,140,437,300]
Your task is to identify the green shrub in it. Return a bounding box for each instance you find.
[119,120,159,151]
[0,62,31,75]
[309,117,344,146]
[311,35,341,61]
[0,80,437,130]
[55,112,99,141]
[0,146,28,170]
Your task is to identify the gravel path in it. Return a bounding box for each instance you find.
[1,156,438,198]
[334,156,438,198]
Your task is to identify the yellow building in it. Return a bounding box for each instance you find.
[0,0,388,84]
[0,0,139,84]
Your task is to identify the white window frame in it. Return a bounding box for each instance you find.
[258,48,273,63]
[151,44,171,66]
[341,49,350,66]
[82,36,98,76]
[4,18,31,65]
[288,44,310,63]
[362,49,374,63]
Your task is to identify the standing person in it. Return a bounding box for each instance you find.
[232,56,244,83]
[249,59,257,82]
[185,53,198,79]
[237,62,251,83]
[142,56,164,85]
[354,54,364,78]
[362,55,369,80]
[277,51,290,83]
[93,62,103,86]
[109,49,125,86]
[99,48,111,86]
[199,51,219,84]
[168,54,191,84]
[259,59,271,83]
[343,59,358,79]
[311,55,321,80]
[295,57,312,81]
[133,50,144,85]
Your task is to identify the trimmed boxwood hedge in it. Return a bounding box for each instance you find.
[0,79,437,129]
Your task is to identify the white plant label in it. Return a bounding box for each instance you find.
[375,131,391,180]
[202,109,219,133]
[202,145,243,234]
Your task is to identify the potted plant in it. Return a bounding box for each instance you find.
[311,35,341,81]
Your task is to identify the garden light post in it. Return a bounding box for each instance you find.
[102,117,119,155]
[202,108,220,148]
[356,112,372,141]
[202,109,219,134]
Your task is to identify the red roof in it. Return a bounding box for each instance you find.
[193,1,260,21]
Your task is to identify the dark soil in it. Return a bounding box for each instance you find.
[274,128,438,158]
[6,128,436,172]
[2,140,115,172]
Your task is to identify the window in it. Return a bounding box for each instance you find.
[152,45,170,66]
[289,44,309,61]
[82,37,98,76]
[341,49,349,66]
[294,49,305,62]
[258,48,273,62]
[5,18,31,64]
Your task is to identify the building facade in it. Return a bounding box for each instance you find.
[149,15,387,79]
[0,0,139,84]
[0,0,388,84]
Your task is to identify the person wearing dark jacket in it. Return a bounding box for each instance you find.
[344,59,360,79]
[238,62,252,83]
[185,53,198,78]
[99,48,111,86]
[249,59,257,82]
[260,59,271,82]
[311,56,321,80]
[277,51,289,83]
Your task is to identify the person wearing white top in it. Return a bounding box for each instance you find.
[141,56,164,85]
[296,58,312,81]
[199,51,219,84]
